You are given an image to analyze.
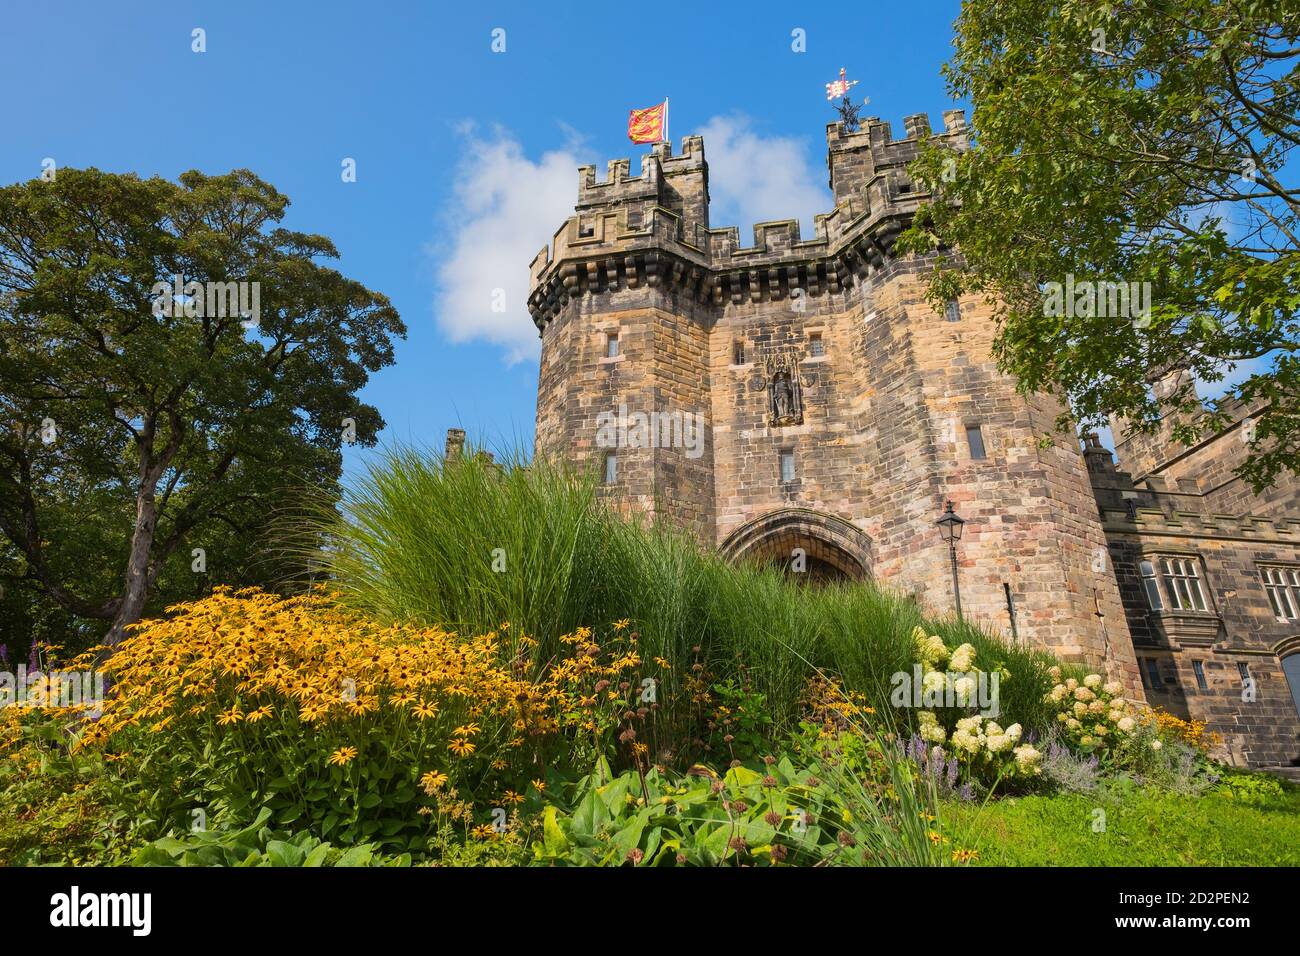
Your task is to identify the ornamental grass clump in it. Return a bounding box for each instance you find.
[303,444,1063,756]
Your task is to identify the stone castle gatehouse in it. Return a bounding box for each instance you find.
[524,110,1300,769]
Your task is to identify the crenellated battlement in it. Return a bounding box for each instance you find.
[1085,432,1300,543]
[1100,504,1300,543]
[527,110,968,330]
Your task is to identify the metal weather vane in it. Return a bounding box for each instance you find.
[825,67,867,132]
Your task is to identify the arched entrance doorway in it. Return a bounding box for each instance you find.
[1276,637,1300,747]
[718,509,872,585]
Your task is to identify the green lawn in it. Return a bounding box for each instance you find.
[950,787,1300,866]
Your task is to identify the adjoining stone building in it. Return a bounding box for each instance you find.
[524,111,1300,769]
[1088,380,1300,767]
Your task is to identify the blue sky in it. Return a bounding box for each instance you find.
[1,0,969,479]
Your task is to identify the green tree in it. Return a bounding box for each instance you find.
[0,168,404,645]
[900,0,1299,490]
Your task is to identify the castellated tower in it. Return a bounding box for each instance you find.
[527,111,1143,694]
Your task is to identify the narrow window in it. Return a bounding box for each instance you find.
[1237,662,1251,684]
[809,332,825,357]
[779,450,795,483]
[732,339,746,365]
[965,425,987,460]
[1261,566,1300,621]
[1160,556,1207,611]
[603,453,617,484]
[945,299,961,323]
[1139,560,1164,611]
[1141,657,1162,690]
[606,333,619,359]
[1192,660,1208,691]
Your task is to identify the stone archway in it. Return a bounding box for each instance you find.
[718,508,873,584]
[1275,636,1300,731]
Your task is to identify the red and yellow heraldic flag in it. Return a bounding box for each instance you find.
[627,101,667,144]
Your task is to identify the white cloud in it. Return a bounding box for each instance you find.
[432,118,830,362]
[696,115,829,240]
[432,126,581,364]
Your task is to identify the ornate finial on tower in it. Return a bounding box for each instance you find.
[825,67,867,132]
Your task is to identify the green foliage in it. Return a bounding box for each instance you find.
[1213,765,1291,806]
[532,742,961,867]
[899,0,1299,491]
[133,809,411,867]
[0,167,405,649]
[706,678,772,763]
[308,446,1062,754]
[0,720,141,865]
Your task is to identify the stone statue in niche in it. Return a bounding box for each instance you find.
[765,350,805,426]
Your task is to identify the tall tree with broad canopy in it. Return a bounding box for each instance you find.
[0,168,404,644]
[899,0,1299,490]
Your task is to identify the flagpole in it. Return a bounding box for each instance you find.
[664,97,669,145]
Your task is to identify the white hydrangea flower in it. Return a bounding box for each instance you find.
[1084,674,1103,689]
[950,643,977,673]
[1088,699,1106,715]
[1103,681,1123,696]
[950,715,986,754]
[913,628,949,668]
[1074,686,1096,702]
[1067,718,1082,730]
[921,724,947,744]
[953,675,977,706]
[922,670,947,697]
[1117,717,1135,733]
[1065,678,1079,692]
[1151,740,1163,751]
[986,732,1012,753]
[1013,744,1042,774]
[1073,702,1089,719]
[1006,723,1022,741]
[1048,666,1062,682]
